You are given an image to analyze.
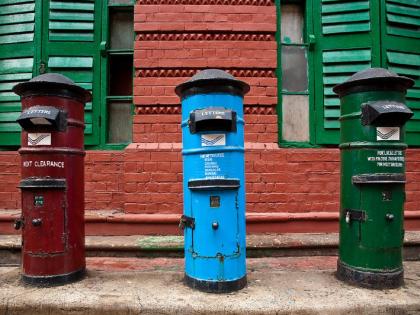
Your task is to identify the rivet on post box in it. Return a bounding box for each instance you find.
[333,68,414,289]
[13,73,91,286]
[176,69,250,293]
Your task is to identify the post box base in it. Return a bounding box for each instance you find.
[184,274,247,293]
[22,268,86,287]
[336,259,403,289]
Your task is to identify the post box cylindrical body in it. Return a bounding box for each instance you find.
[13,73,91,286]
[333,68,414,289]
[176,69,250,293]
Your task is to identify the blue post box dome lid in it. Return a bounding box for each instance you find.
[175,69,250,98]
[333,68,414,97]
[13,73,92,102]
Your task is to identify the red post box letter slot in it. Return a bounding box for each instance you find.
[13,73,91,286]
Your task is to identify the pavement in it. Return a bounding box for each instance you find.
[1,256,420,315]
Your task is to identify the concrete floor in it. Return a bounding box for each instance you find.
[1,257,419,315]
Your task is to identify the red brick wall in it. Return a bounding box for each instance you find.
[0,153,20,210]
[133,0,278,144]
[0,0,419,234]
[1,149,419,219]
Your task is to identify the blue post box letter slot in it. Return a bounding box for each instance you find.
[175,69,250,293]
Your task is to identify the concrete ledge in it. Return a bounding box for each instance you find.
[2,232,420,266]
[1,258,420,315]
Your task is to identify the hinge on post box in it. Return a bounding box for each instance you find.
[344,209,366,223]
[179,215,195,230]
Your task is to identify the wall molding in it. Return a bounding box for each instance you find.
[136,32,275,41]
[137,0,274,5]
[134,106,276,115]
[136,69,276,78]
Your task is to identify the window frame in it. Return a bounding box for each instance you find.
[276,0,318,148]
[97,0,135,150]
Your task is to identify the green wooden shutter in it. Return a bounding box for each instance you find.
[381,0,420,146]
[43,0,101,145]
[0,0,37,145]
[313,0,381,144]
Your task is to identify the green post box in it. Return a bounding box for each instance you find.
[333,68,414,289]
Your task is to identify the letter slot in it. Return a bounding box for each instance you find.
[361,101,413,126]
[17,106,67,131]
[189,108,236,133]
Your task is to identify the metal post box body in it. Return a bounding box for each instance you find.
[333,68,414,289]
[176,70,249,293]
[13,74,90,286]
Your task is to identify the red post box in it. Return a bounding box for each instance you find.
[13,73,91,286]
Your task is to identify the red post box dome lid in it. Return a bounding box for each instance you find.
[13,73,92,103]
[333,68,414,97]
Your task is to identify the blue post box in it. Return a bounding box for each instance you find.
[175,69,250,293]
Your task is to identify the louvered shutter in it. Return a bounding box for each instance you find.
[381,0,420,146]
[0,0,37,145]
[313,0,381,144]
[43,0,101,145]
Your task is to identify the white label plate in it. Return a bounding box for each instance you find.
[376,127,400,141]
[201,134,226,147]
[28,133,51,146]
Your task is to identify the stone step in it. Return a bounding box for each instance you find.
[1,232,420,265]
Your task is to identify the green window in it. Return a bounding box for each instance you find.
[278,0,420,146]
[0,0,134,148]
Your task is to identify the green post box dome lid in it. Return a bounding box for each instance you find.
[13,73,92,102]
[175,69,250,97]
[333,68,414,97]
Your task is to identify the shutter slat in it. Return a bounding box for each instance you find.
[321,0,370,35]
[0,123,21,132]
[386,0,420,39]
[387,3,420,18]
[387,27,420,39]
[0,3,34,15]
[48,57,93,68]
[388,14,420,27]
[387,0,420,7]
[322,1,369,14]
[322,11,370,24]
[0,12,34,25]
[324,120,340,129]
[0,23,34,35]
[0,0,31,5]
[49,11,93,22]
[324,109,340,118]
[323,23,370,35]
[387,52,420,67]
[0,1,34,45]
[324,98,341,107]
[0,33,34,44]
[49,21,93,31]
[50,2,94,11]
[323,49,371,63]
[49,1,95,42]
